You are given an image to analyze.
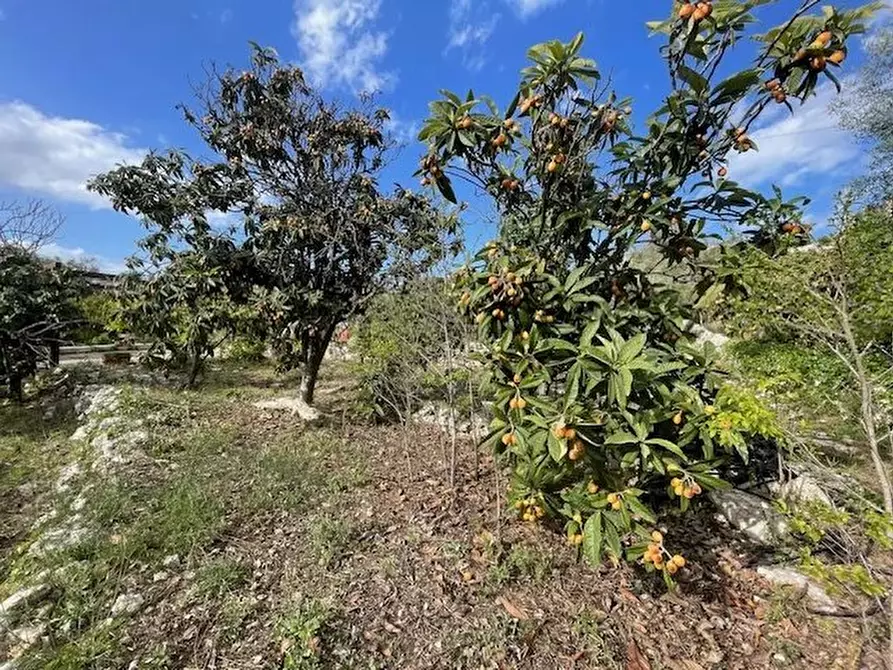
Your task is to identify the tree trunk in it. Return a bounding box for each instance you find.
[49,341,60,366]
[299,324,336,405]
[9,374,22,402]
[186,341,204,388]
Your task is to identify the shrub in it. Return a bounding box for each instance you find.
[418,2,875,580]
[351,278,471,423]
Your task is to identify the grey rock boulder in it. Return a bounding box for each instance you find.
[757,565,841,615]
[710,489,790,545]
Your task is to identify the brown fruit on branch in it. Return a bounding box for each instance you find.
[765,78,781,91]
[492,134,508,148]
[829,50,846,64]
[640,220,652,232]
[809,56,826,72]
[458,116,473,130]
[547,160,559,173]
[717,166,728,177]
[773,90,787,104]
[679,2,695,19]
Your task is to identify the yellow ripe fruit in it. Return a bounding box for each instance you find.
[641,190,651,200]
[828,50,846,64]
[573,533,584,545]
[670,477,683,488]
[564,428,577,440]
[640,220,652,232]
[667,562,679,575]
[651,530,664,544]
[606,492,618,504]
[501,433,512,446]
[673,485,684,497]
[547,160,559,173]
[567,533,578,545]
[523,512,534,522]
[587,482,599,494]
[672,555,686,568]
[815,30,833,48]
[509,397,518,410]
[514,500,524,510]
[534,506,545,518]
[513,373,522,385]
[521,331,530,341]
[611,501,622,511]
[673,412,684,425]
[516,398,527,410]
[475,312,486,324]
[683,488,696,499]
[654,558,665,570]
[704,405,716,415]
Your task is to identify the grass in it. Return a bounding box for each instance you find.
[194,557,251,598]
[1,364,368,670]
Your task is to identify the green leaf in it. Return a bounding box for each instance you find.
[605,431,638,445]
[618,333,646,364]
[436,175,457,204]
[604,521,622,560]
[647,438,689,461]
[677,65,708,95]
[565,361,582,408]
[548,433,568,462]
[582,513,603,565]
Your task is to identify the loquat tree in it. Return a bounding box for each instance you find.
[418,0,878,581]
[92,45,458,402]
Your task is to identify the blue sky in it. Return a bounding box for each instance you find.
[0,0,885,270]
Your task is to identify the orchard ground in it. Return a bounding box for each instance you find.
[0,357,887,670]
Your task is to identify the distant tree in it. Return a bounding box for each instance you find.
[0,199,63,251]
[91,45,458,403]
[0,246,82,399]
[835,26,893,202]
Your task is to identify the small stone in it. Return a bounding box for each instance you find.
[0,584,50,627]
[10,623,46,649]
[252,397,320,421]
[152,571,168,583]
[162,554,180,568]
[110,593,144,617]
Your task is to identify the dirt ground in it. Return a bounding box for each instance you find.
[0,362,888,669]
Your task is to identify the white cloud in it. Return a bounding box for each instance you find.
[0,101,145,209]
[510,0,564,18]
[39,242,128,274]
[447,0,500,71]
[292,0,394,93]
[219,8,233,24]
[384,113,420,146]
[726,85,863,189]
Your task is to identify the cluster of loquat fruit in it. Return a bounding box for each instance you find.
[515,498,547,523]
[553,424,587,461]
[678,1,713,22]
[670,477,702,500]
[642,531,687,574]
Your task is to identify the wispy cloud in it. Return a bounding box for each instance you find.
[219,8,233,24]
[384,112,420,146]
[291,0,394,93]
[510,0,565,18]
[0,101,146,209]
[726,85,863,190]
[447,0,500,71]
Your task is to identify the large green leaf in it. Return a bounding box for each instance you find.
[582,513,603,565]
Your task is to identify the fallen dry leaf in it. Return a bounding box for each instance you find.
[626,639,652,670]
[496,595,529,620]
